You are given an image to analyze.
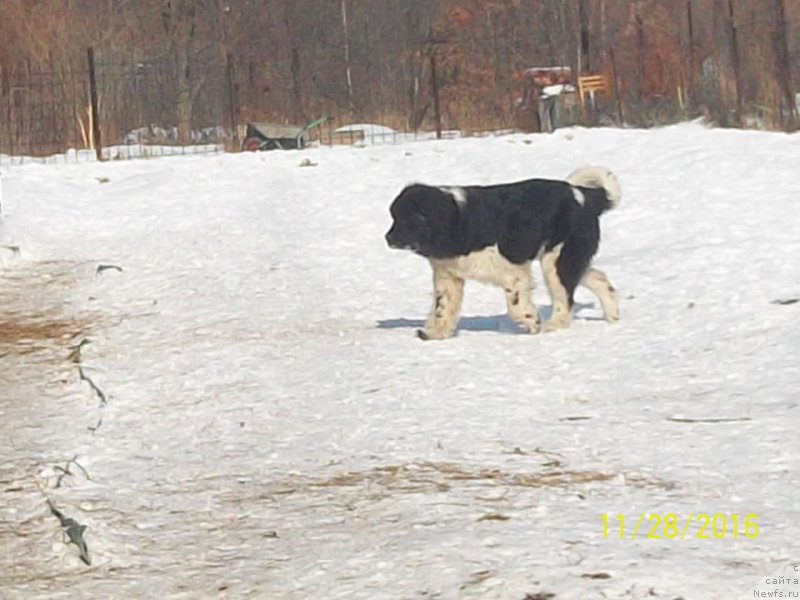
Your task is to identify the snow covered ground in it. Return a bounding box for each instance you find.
[1,123,799,599]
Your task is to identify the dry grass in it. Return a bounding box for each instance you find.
[0,315,93,353]
[0,261,99,357]
[274,461,673,497]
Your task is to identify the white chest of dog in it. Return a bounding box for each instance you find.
[430,245,524,287]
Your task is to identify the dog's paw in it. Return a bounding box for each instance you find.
[519,321,541,334]
[416,328,452,341]
[509,311,540,334]
[543,318,571,333]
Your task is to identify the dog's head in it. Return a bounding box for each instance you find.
[385,184,461,258]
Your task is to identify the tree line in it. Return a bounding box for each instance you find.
[0,0,797,149]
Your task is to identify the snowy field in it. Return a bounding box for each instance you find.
[1,123,799,599]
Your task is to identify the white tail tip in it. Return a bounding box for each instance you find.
[567,165,622,209]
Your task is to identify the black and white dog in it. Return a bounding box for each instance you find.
[385,166,622,340]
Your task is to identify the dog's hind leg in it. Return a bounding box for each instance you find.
[503,265,540,334]
[541,244,574,332]
[418,267,464,340]
[581,268,619,322]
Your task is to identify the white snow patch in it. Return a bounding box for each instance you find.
[1,122,799,599]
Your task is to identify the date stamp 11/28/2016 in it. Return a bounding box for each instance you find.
[601,513,759,541]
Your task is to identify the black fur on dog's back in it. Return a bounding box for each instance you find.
[385,178,614,264]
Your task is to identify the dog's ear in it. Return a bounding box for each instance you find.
[390,184,425,217]
[415,187,461,256]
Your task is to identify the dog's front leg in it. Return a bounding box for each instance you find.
[418,266,464,340]
[503,266,540,334]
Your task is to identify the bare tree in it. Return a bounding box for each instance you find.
[578,0,591,72]
[3,0,800,155]
[340,0,357,115]
[772,0,797,129]
[159,0,213,142]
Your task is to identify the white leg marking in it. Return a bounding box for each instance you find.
[540,244,572,332]
[581,268,620,322]
[420,265,464,340]
[431,247,540,336]
[503,265,540,334]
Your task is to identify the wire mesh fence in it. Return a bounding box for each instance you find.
[0,52,447,165]
[0,50,233,164]
[0,50,432,165]
[0,61,90,161]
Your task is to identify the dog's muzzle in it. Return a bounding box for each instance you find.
[385,232,402,248]
[386,235,417,251]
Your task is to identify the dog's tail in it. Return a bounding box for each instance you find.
[567,166,622,211]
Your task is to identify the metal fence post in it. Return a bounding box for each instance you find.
[430,53,442,140]
[226,54,240,150]
[87,47,103,161]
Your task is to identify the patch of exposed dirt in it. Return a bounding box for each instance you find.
[255,461,675,499]
[0,261,99,357]
[0,315,95,355]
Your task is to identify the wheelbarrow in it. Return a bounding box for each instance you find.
[242,116,329,151]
